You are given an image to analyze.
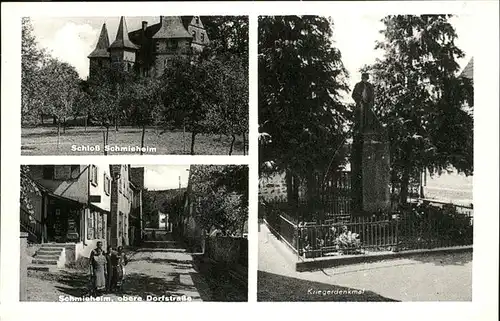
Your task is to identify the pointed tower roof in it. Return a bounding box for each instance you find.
[88,23,110,58]
[152,16,192,39]
[109,16,139,50]
[460,58,473,81]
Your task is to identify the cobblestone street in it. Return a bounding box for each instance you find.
[26,245,213,302]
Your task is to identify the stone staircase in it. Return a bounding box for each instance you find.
[28,243,66,272]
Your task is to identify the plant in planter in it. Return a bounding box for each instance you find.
[335,225,361,255]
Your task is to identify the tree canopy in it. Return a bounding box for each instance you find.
[188,165,248,236]
[258,16,350,181]
[367,15,474,203]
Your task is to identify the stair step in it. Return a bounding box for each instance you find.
[35,254,61,260]
[28,265,56,272]
[41,243,69,248]
[32,259,58,265]
[37,248,63,253]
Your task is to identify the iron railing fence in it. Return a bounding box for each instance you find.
[263,200,473,260]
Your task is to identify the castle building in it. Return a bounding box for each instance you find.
[88,16,210,79]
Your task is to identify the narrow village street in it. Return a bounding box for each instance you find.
[27,240,214,302]
[258,223,472,302]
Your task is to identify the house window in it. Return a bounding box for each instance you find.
[96,212,102,239]
[119,212,124,238]
[119,177,122,193]
[90,165,98,186]
[43,166,55,179]
[87,211,94,240]
[155,41,160,52]
[70,165,80,179]
[104,174,110,195]
[54,165,78,180]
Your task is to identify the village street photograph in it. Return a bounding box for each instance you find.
[21,15,248,155]
[258,15,474,301]
[20,164,248,302]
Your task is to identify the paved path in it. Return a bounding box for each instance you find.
[258,223,472,301]
[26,242,212,302]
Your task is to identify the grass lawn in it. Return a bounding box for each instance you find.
[21,126,247,155]
[257,270,397,302]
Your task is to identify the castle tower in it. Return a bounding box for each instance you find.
[108,16,138,72]
[151,16,193,77]
[88,23,111,78]
[186,16,210,53]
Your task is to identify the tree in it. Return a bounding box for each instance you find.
[258,16,350,207]
[189,165,248,236]
[128,76,162,155]
[73,80,92,131]
[202,16,249,60]
[21,18,48,125]
[87,67,116,155]
[160,55,221,155]
[202,56,249,155]
[367,15,474,205]
[20,166,41,216]
[37,58,80,146]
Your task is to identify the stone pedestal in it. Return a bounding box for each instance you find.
[351,131,391,214]
[362,132,390,212]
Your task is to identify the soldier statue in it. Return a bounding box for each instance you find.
[352,72,375,133]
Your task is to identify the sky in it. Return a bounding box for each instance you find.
[31,15,475,97]
[132,165,190,191]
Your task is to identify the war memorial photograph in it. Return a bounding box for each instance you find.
[21,16,248,155]
[257,14,474,301]
[20,164,248,302]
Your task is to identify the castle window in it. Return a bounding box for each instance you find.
[201,33,205,42]
[155,41,160,52]
[168,39,178,49]
[192,30,197,40]
[195,17,200,24]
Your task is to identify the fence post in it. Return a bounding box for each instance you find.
[394,215,399,253]
[20,232,28,301]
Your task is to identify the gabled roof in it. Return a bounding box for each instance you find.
[152,16,192,39]
[460,58,473,81]
[109,16,139,50]
[88,23,110,58]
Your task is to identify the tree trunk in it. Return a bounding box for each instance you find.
[57,121,61,150]
[229,134,236,155]
[63,117,66,134]
[190,132,196,155]
[243,132,246,156]
[140,124,146,155]
[84,114,88,132]
[103,126,109,156]
[115,117,118,132]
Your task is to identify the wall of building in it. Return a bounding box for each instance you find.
[110,165,133,247]
[28,165,89,204]
[89,165,111,212]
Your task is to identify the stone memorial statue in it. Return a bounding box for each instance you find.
[352,72,375,133]
[350,72,390,214]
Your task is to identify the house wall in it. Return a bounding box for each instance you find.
[89,165,111,212]
[110,165,133,247]
[28,165,89,204]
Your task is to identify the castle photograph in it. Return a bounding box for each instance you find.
[21,16,249,155]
